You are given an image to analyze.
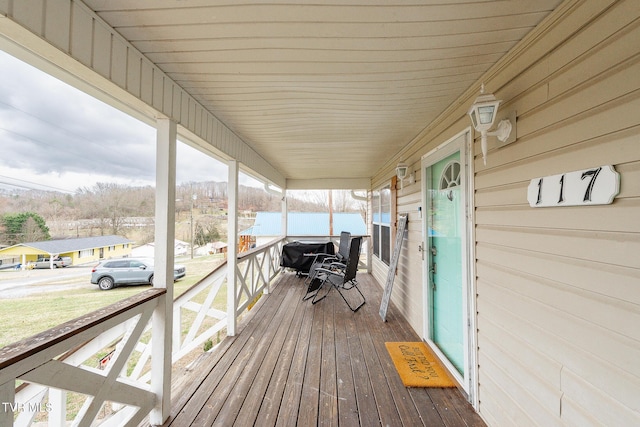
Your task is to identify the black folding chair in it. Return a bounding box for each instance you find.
[311,236,365,312]
[303,231,350,300]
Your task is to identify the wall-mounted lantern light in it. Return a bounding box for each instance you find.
[468,84,513,165]
[396,162,409,189]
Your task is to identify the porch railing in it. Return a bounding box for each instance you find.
[0,235,367,426]
[0,289,165,427]
[235,237,285,315]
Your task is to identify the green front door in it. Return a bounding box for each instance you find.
[427,151,464,375]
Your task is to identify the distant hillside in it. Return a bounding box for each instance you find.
[0,182,358,246]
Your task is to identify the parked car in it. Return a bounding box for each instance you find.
[31,256,72,269]
[90,257,186,290]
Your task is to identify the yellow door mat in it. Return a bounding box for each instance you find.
[385,342,456,388]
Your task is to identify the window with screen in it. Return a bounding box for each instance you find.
[372,185,391,265]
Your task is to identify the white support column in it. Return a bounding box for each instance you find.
[366,190,372,273]
[150,118,177,426]
[281,192,287,239]
[267,191,287,295]
[227,160,239,336]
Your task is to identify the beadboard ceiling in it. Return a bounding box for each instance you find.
[84,0,563,185]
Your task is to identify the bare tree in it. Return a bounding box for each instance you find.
[77,183,147,236]
[0,180,345,247]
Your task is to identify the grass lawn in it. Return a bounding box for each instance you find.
[0,255,226,349]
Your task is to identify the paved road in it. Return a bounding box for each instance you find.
[0,266,94,298]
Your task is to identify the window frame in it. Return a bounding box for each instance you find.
[372,184,392,265]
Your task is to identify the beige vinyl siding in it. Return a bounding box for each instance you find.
[373,0,640,425]
[476,1,640,425]
[394,183,424,330]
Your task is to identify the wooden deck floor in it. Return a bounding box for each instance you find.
[159,272,486,427]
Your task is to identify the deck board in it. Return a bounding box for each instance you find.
[157,272,486,427]
[334,294,361,427]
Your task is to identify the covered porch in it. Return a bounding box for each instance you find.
[1,1,638,426]
[0,238,482,426]
[156,271,484,427]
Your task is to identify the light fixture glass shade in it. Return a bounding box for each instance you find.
[468,88,501,133]
[470,111,478,129]
[396,163,408,180]
[477,105,496,124]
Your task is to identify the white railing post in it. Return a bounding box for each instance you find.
[0,380,14,427]
[227,159,239,336]
[151,117,177,425]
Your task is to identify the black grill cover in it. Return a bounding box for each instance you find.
[281,241,335,273]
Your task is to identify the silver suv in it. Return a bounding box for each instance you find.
[90,258,186,290]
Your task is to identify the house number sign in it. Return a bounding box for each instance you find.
[527,165,620,208]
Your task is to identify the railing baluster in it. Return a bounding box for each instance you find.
[48,388,66,427]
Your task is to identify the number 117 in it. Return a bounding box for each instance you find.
[535,167,602,205]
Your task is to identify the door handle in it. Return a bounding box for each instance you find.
[430,262,437,290]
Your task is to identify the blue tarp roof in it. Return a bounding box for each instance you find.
[243,212,366,236]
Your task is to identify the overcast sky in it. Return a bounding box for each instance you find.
[0,50,258,194]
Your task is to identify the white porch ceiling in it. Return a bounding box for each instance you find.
[84,0,563,185]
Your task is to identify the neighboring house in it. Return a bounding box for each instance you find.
[241,212,367,247]
[131,239,190,258]
[0,235,133,267]
[194,241,228,256]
